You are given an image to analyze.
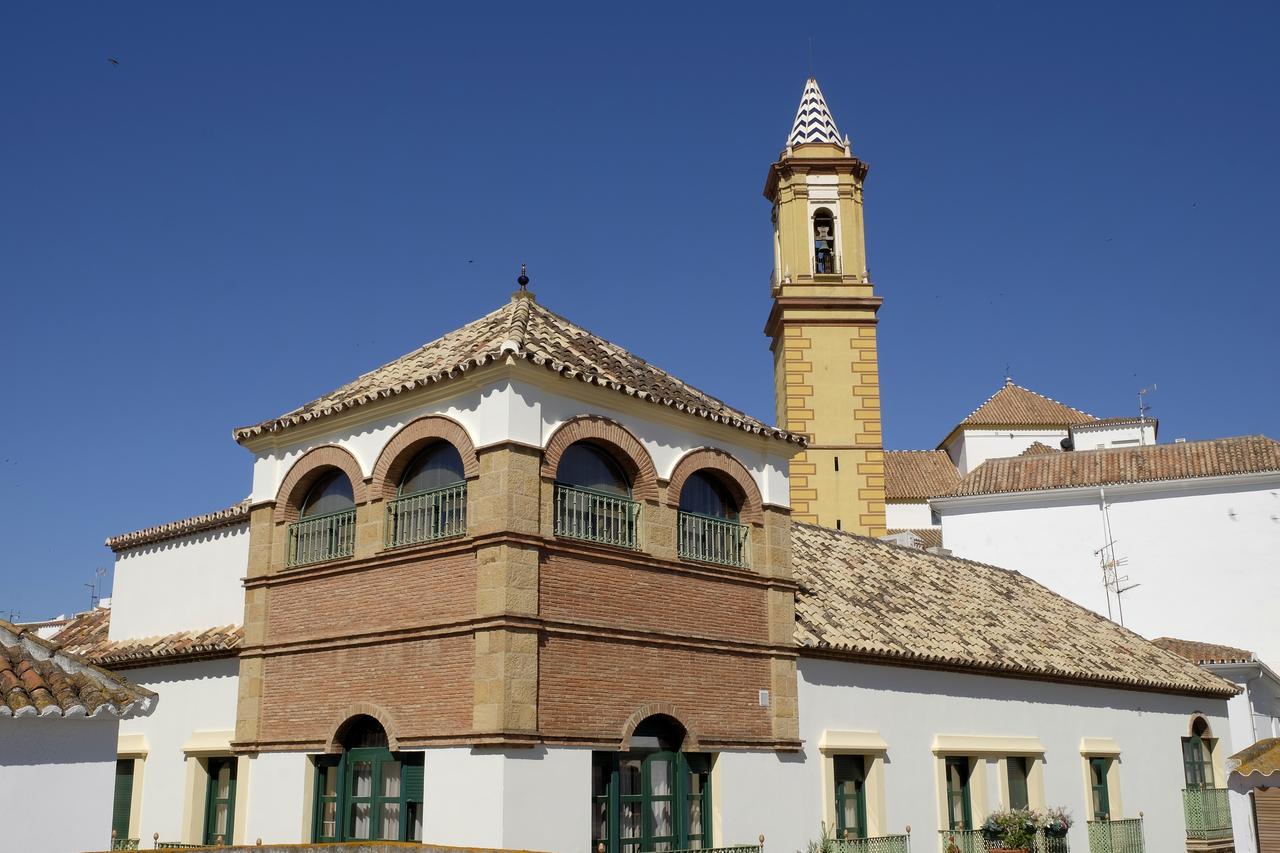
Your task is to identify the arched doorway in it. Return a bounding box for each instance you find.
[313,716,424,842]
[592,715,712,853]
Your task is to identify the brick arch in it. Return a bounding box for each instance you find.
[274,445,368,524]
[666,447,765,525]
[541,416,659,502]
[370,415,479,500]
[620,702,701,751]
[323,703,403,753]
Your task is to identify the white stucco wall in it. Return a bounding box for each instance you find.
[1204,662,1280,853]
[935,474,1280,664]
[1069,422,1156,450]
[241,752,310,844]
[945,428,1068,475]
[117,658,240,843]
[0,718,119,853]
[109,525,249,641]
[885,501,934,530]
[247,368,792,510]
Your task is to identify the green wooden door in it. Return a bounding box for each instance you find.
[1090,758,1112,821]
[111,759,135,841]
[592,751,711,853]
[203,757,237,845]
[834,755,868,839]
[946,757,973,830]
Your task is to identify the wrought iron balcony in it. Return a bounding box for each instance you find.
[554,483,639,549]
[1086,817,1144,853]
[939,829,1069,853]
[286,507,356,567]
[1183,787,1233,841]
[109,840,140,851]
[833,834,911,853]
[385,482,467,548]
[678,511,750,567]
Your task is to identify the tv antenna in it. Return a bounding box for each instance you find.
[1094,490,1140,625]
[1137,384,1157,443]
[85,567,107,610]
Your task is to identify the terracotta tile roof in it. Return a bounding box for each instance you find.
[1083,417,1157,428]
[0,620,156,718]
[956,380,1096,429]
[106,500,250,552]
[1019,442,1060,457]
[886,528,944,550]
[1228,738,1280,778]
[52,607,242,670]
[791,523,1236,698]
[947,435,1280,497]
[884,451,960,500]
[1151,637,1256,665]
[233,294,803,447]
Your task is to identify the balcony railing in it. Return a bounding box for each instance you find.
[939,829,1069,853]
[386,482,467,548]
[671,847,762,853]
[1086,818,1144,853]
[109,840,140,851]
[834,834,911,853]
[287,507,356,567]
[1183,787,1233,840]
[554,483,639,549]
[678,511,749,567]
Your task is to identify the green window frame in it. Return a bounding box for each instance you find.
[203,757,237,845]
[1182,735,1214,790]
[111,758,135,842]
[833,755,868,840]
[312,750,423,842]
[945,757,973,831]
[592,751,711,853]
[1007,757,1030,810]
[1089,757,1112,821]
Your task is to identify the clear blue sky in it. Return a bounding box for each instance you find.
[2,2,1276,619]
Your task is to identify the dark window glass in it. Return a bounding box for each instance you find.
[301,471,355,518]
[399,443,465,495]
[1007,757,1030,809]
[679,472,739,520]
[833,755,867,839]
[558,443,630,496]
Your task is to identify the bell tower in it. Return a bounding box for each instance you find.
[764,78,885,535]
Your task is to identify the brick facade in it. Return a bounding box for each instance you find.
[233,413,800,754]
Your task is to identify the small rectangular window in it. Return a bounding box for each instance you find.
[1090,757,1112,820]
[111,759,135,842]
[834,457,840,472]
[1007,757,1030,809]
[946,757,973,831]
[833,755,867,840]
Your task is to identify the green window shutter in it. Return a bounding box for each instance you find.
[1007,757,1030,810]
[111,759,135,839]
[401,753,424,803]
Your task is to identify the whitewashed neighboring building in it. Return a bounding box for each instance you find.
[0,619,156,853]
[1155,638,1280,853]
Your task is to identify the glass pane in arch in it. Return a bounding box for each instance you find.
[679,471,739,520]
[399,443,465,495]
[301,471,355,518]
[558,443,630,496]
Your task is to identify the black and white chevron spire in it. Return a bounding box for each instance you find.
[787,77,844,146]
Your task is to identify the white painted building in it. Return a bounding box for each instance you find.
[0,619,156,853]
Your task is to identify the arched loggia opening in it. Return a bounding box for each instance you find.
[313,716,423,842]
[592,715,712,853]
[677,471,749,568]
[554,441,640,549]
[289,470,357,567]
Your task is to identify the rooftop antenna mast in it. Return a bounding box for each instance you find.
[85,567,107,610]
[1093,489,1140,625]
[1137,384,1157,445]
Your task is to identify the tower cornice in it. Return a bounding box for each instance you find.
[763,153,869,200]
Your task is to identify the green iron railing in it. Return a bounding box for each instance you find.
[834,834,911,853]
[939,829,1068,853]
[109,839,139,851]
[670,847,762,853]
[1086,818,1144,853]
[386,481,467,548]
[554,483,639,549]
[154,844,205,850]
[678,511,750,567]
[1183,787,1232,840]
[286,507,356,567]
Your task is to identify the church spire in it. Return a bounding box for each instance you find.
[787,77,844,146]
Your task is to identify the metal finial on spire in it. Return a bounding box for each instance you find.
[517,263,529,290]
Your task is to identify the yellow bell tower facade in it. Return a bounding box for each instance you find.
[764,78,886,535]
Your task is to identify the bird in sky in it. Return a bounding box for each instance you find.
[108,57,119,66]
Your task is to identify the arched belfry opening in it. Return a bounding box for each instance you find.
[593,714,711,853]
[813,207,838,274]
